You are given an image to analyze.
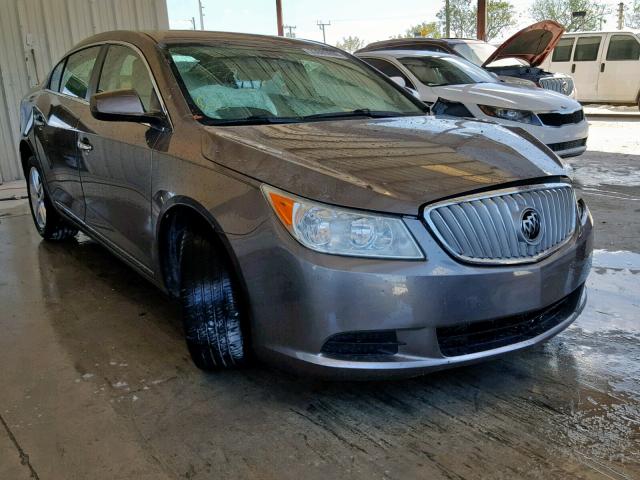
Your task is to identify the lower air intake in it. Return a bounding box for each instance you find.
[437,285,584,357]
[321,330,401,358]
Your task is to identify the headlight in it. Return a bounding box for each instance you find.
[262,185,424,260]
[478,105,541,125]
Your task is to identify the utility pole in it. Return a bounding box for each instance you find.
[445,0,451,37]
[276,0,284,36]
[477,0,487,41]
[317,20,331,43]
[198,0,205,30]
[284,25,297,38]
[618,2,625,30]
[190,17,196,30]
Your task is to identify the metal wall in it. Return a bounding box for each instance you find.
[0,0,169,183]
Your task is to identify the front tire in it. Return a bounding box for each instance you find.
[26,157,78,241]
[179,227,247,370]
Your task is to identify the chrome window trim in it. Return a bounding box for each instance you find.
[44,40,173,130]
[423,182,577,266]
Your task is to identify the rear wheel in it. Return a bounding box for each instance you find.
[26,157,78,241]
[179,227,247,370]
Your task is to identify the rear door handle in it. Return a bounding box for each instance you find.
[78,139,93,152]
[600,62,605,72]
[571,64,576,73]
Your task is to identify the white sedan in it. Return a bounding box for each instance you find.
[357,50,588,158]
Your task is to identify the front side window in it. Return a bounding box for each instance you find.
[399,55,497,87]
[362,58,415,89]
[167,44,425,124]
[574,36,601,62]
[59,47,101,99]
[97,45,159,112]
[552,37,575,62]
[606,35,640,61]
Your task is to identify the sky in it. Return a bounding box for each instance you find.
[166,0,627,45]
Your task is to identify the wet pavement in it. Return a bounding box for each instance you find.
[1,119,639,479]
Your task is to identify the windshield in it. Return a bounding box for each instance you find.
[167,44,425,125]
[398,56,498,87]
[453,42,527,67]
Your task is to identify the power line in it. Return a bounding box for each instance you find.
[317,20,331,44]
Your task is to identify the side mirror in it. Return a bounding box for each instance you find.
[405,87,421,99]
[389,76,406,88]
[90,89,165,126]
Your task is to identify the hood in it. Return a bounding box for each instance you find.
[201,117,566,216]
[433,82,580,112]
[482,20,565,68]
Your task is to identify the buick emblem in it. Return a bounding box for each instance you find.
[520,208,543,244]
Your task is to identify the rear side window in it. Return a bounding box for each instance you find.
[60,47,101,99]
[362,58,415,89]
[552,37,574,62]
[606,35,640,61]
[97,45,159,112]
[573,36,601,61]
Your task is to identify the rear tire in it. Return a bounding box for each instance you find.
[26,156,78,241]
[179,227,246,370]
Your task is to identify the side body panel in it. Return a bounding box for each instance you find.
[32,93,84,219]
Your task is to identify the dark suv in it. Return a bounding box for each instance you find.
[357,21,575,97]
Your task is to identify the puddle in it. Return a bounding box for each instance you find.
[570,165,640,188]
[577,249,640,334]
[568,249,640,400]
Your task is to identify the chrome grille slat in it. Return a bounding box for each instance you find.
[424,184,577,265]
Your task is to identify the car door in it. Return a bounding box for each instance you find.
[74,43,169,270]
[33,47,101,219]
[570,35,604,102]
[546,36,575,76]
[361,57,433,101]
[597,34,640,103]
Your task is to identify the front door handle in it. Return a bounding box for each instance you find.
[571,63,576,73]
[600,62,605,72]
[78,139,93,152]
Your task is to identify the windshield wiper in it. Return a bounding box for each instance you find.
[209,115,302,126]
[302,109,414,121]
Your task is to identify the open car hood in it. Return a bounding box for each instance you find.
[482,20,565,68]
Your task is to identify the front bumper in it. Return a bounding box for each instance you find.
[466,106,589,158]
[229,197,593,379]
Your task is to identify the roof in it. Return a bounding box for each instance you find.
[357,49,453,59]
[561,29,640,35]
[75,29,327,50]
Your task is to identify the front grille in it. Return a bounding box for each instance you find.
[321,330,402,358]
[437,284,584,357]
[538,109,584,127]
[547,138,587,152]
[539,76,575,96]
[424,183,577,265]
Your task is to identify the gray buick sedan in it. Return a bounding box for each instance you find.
[19,31,593,379]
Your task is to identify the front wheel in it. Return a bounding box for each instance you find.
[179,227,247,370]
[26,157,78,241]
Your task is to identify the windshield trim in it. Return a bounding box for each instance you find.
[163,42,428,126]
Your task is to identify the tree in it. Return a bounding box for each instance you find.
[435,0,516,40]
[529,0,611,31]
[627,0,640,28]
[396,21,442,39]
[336,36,365,52]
